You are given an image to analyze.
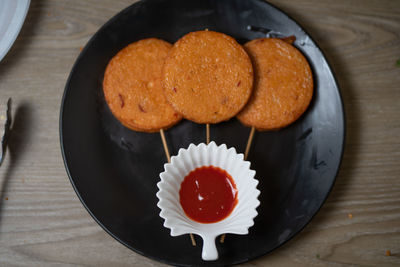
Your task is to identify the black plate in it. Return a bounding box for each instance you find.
[60,0,345,266]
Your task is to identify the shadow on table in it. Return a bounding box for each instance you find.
[0,103,33,228]
[0,0,42,227]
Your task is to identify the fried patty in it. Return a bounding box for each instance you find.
[162,31,253,124]
[103,38,182,132]
[237,38,313,130]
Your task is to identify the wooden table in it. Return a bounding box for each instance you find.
[0,0,399,266]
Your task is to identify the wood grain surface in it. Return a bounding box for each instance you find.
[0,0,399,266]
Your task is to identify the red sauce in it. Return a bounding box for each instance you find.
[179,166,238,223]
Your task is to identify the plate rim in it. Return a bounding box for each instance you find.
[0,0,31,61]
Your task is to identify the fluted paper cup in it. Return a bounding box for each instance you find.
[156,141,260,261]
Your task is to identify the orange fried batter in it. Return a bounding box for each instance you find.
[237,38,313,130]
[103,38,182,132]
[162,31,253,124]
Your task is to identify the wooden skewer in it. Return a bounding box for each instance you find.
[159,129,170,163]
[206,123,210,144]
[160,129,196,246]
[220,126,256,243]
[244,126,256,160]
[189,233,196,246]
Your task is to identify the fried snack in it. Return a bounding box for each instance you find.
[280,35,296,44]
[162,31,253,124]
[237,38,313,130]
[103,38,182,132]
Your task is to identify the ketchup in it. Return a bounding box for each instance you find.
[179,166,238,223]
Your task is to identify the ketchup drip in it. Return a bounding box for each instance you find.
[179,166,238,223]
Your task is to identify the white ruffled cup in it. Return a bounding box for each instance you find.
[156,141,260,261]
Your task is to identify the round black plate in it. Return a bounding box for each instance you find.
[60,0,345,266]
